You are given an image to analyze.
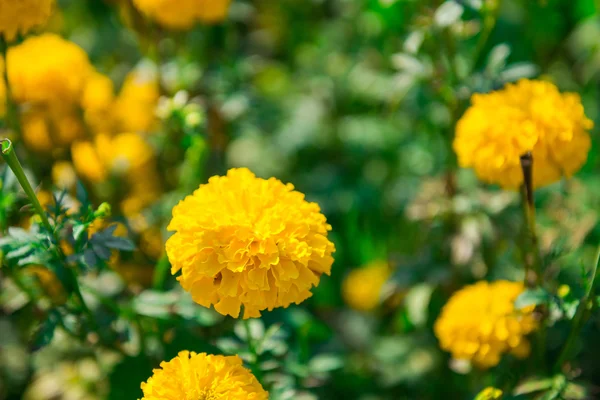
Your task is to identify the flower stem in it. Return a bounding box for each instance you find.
[519,152,542,288]
[554,245,600,371]
[1,139,99,335]
[152,253,170,290]
[1,139,53,233]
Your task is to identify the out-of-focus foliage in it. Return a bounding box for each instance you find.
[2,0,600,399]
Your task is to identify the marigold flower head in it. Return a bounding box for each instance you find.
[113,66,159,134]
[454,79,593,189]
[0,0,54,41]
[82,72,115,133]
[71,132,155,183]
[52,161,77,190]
[166,168,335,319]
[342,260,390,312]
[140,351,268,400]
[132,0,231,29]
[434,280,537,368]
[7,33,93,105]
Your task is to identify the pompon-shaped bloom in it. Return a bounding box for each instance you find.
[166,168,335,319]
[454,79,593,189]
[434,280,537,368]
[113,65,160,134]
[342,260,390,312]
[140,351,268,400]
[7,33,93,104]
[132,0,231,29]
[0,0,54,41]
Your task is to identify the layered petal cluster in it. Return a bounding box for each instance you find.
[132,0,231,29]
[7,33,93,104]
[140,351,268,400]
[454,79,593,189]
[0,0,54,41]
[434,280,537,368]
[342,260,390,312]
[166,168,335,319]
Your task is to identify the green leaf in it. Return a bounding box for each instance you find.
[515,287,551,309]
[308,354,343,373]
[30,310,59,351]
[513,377,555,395]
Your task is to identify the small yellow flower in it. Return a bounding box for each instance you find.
[113,65,159,134]
[342,260,390,312]
[475,387,503,400]
[71,132,155,183]
[454,79,593,189]
[132,0,231,29]
[52,161,77,190]
[434,280,537,368]
[0,0,54,41]
[82,72,115,134]
[166,168,335,319]
[140,351,268,400]
[71,140,108,183]
[7,33,94,105]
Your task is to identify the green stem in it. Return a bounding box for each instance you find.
[520,153,542,287]
[554,246,600,371]
[1,139,53,233]
[2,139,99,334]
[152,253,171,290]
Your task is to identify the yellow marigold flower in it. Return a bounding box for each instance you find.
[342,260,390,312]
[71,140,108,183]
[166,168,335,319]
[475,387,503,400]
[140,351,268,400]
[454,79,593,189]
[434,280,537,368]
[71,132,155,183]
[82,72,115,133]
[7,33,93,105]
[52,161,77,190]
[132,0,231,29]
[113,66,159,134]
[0,0,54,41]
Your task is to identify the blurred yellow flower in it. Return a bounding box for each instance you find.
[113,65,159,134]
[0,0,54,41]
[454,79,593,189]
[434,280,537,368]
[71,139,108,183]
[166,168,335,319]
[7,33,93,105]
[132,0,231,29]
[71,132,155,183]
[475,387,503,400]
[342,260,390,312]
[82,72,115,134]
[52,161,77,190]
[140,351,268,400]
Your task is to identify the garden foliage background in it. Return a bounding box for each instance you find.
[2,0,600,399]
